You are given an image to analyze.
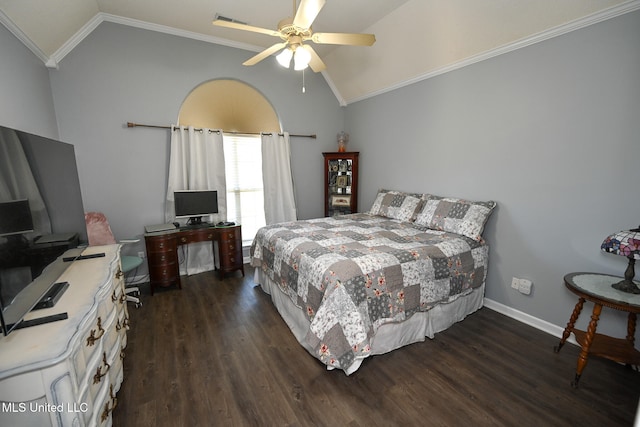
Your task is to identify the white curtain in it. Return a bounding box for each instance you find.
[0,127,51,235]
[165,125,226,275]
[260,132,297,224]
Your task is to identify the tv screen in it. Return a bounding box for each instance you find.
[0,125,86,335]
[174,190,218,225]
[0,199,34,237]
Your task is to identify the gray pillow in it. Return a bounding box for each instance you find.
[414,195,496,241]
[368,189,424,222]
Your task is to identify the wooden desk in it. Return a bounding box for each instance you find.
[144,225,243,294]
[555,272,640,387]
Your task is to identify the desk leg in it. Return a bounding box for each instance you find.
[555,297,585,353]
[572,303,602,388]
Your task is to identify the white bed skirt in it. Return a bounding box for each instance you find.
[253,268,485,375]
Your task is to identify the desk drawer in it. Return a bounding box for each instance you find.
[179,228,216,244]
[218,227,241,243]
[147,251,173,266]
[217,226,243,278]
[145,234,178,253]
[148,261,179,281]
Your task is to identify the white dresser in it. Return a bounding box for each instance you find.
[0,245,129,427]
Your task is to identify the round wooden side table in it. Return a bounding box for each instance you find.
[554,272,640,387]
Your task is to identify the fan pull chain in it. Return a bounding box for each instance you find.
[302,69,306,93]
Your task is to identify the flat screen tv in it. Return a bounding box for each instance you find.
[174,190,218,225]
[0,125,86,335]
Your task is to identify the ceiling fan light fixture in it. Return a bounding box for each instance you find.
[293,46,311,71]
[276,47,293,68]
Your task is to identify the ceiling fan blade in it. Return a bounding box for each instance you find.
[293,0,326,30]
[243,42,288,66]
[311,32,376,46]
[213,19,280,37]
[302,45,326,73]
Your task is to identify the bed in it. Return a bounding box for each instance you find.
[250,189,496,374]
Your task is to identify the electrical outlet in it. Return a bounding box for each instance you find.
[512,277,533,295]
[138,251,145,259]
[511,277,520,289]
[518,278,533,295]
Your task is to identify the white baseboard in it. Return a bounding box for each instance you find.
[483,298,577,347]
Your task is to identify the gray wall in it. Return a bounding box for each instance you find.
[346,10,640,340]
[47,22,344,258]
[0,24,58,138]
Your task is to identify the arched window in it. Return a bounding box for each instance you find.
[178,80,281,242]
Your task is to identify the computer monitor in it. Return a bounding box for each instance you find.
[174,190,218,225]
[0,199,34,237]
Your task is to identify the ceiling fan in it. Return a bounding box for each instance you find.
[212,0,376,72]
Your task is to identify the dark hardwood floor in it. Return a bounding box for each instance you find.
[113,266,640,426]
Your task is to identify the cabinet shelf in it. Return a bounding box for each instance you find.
[323,152,359,217]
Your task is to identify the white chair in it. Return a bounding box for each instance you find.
[85,212,143,307]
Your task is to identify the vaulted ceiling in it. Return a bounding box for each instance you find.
[1,0,636,105]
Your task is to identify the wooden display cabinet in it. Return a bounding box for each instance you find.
[323,152,359,217]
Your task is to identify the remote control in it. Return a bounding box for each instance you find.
[63,253,106,262]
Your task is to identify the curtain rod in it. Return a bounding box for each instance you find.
[126,122,316,139]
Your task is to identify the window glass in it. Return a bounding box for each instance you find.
[223,135,266,244]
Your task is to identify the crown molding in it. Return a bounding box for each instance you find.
[344,0,640,105]
[0,9,50,66]
[320,70,347,107]
[46,12,263,69]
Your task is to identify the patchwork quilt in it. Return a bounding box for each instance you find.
[250,213,489,372]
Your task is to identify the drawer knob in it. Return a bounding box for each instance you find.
[101,384,118,422]
[86,317,105,346]
[93,352,111,384]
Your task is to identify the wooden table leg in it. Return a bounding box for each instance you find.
[572,303,602,388]
[627,312,637,346]
[555,297,585,353]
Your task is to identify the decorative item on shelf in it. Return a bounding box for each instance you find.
[331,195,351,207]
[337,131,349,152]
[601,226,640,294]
